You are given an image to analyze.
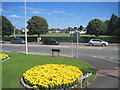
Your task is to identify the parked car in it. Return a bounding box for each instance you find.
[0,40,5,43]
[42,38,59,45]
[11,38,25,44]
[88,39,108,46]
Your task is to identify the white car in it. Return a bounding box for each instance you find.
[88,39,108,46]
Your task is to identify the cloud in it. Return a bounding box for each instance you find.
[10,15,24,18]
[53,10,66,14]
[99,17,110,20]
[53,10,75,16]
[54,18,65,20]
[68,13,74,16]
[22,6,52,15]
[92,17,110,21]
[31,11,43,14]
[0,8,10,13]
[27,7,46,11]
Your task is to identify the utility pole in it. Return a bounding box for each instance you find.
[24,0,28,55]
[13,17,16,38]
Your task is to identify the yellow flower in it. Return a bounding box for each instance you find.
[22,64,83,89]
[33,85,38,88]
[0,53,9,60]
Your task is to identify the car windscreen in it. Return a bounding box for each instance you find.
[92,39,101,41]
[16,38,24,40]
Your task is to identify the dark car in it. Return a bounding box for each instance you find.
[42,38,59,45]
[11,38,25,44]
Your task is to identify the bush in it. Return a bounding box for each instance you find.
[2,36,120,43]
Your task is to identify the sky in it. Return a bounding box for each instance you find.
[1,2,119,29]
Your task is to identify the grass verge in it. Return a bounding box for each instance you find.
[2,52,96,88]
[8,33,115,37]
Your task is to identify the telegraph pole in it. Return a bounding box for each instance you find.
[13,17,16,38]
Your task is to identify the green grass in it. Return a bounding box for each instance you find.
[8,33,115,37]
[0,61,2,90]
[2,52,96,88]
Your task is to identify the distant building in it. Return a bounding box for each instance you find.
[48,30,61,34]
[80,28,87,34]
[69,28,87,34]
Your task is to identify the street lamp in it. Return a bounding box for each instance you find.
[13,17,16,38]
[24,0,28,55]
[13,26,16,38]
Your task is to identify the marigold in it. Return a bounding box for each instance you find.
[0,53,9,60]
[22,64,83,89]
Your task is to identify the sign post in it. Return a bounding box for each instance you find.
[70,30,80,59]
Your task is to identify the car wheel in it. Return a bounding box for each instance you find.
[102,43,106,46]
[43,42,45,45]
[89,43,93,46]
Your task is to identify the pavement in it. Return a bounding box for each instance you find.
[78,55,119,88]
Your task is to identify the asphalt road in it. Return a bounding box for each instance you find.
[2,43,119,62]
[1,43,120,89]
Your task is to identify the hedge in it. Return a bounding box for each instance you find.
[2,36,120,43]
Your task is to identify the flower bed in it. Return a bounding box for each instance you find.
[0,53,10,61]
[21,64,83,89]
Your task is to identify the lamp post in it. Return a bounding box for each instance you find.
[13,26,16,38]
[13,17,16,38]
[24,0,28,55]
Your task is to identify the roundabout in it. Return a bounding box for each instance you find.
[2,52,96,89]
[20,64,83,89]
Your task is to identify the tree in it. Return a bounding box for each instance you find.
[27,16,48,37]
[104,20,110,35]
[115,17,120,36]
[108,14,119,35]
[0,15,14,37]
[78,25,83,31]
[66,27,73,33]
[15,28,22,34]
[87,18,107,37]
[74,27,77,30]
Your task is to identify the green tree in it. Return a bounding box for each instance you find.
[66,27,73,33]
[78,25,83,31]
[104,20,110,35]
[74,27,77,30]
[87,18,107,37]
[115,17,120,36]
[108,14,119,35]
[15,28,22,34]
[27,16,48,37]
[0,15,14,37]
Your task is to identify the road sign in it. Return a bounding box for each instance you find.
[70,32,80,41]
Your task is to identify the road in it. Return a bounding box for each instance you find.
[1,43,120,89]
[1,43,119,62]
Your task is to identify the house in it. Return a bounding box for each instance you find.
[69,29,87,34]
[48,30,61,34]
